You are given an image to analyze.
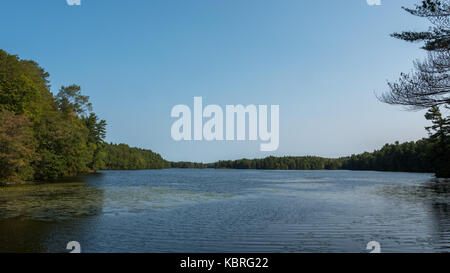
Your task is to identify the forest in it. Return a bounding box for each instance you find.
[211,137,448,178]
[102,143,167,170]
[214,156,341,170]
[0,49,166,184]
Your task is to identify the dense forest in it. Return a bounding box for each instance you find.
[169,161,207,169]
[341,139,443,175]
[211,137,448,178]
[0,49,165,184]
[103,143,167,170]
[214,156,341,170]
[0,49,107,183]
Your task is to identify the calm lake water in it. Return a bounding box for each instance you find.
[0,169,449,253]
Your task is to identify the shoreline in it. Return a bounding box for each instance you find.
[2,168,442,187]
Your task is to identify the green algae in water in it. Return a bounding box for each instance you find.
[102,186,234,213]
[0,182,104,221]
[0,183,234,220]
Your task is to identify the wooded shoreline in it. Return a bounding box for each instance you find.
[1,48,449,186]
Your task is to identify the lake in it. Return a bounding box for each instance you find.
[0,169,449,253]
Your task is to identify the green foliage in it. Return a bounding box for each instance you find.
[0,110,36,183]
[424,106,450,177]
[82,113,107,170]
[214,156,342,170]
[0,49,166,182]
[341,139,436,173]
[379,1,450,177]
[425,106,450,140]
[210,138,447,177]
[381,0,450,109]
[0,50,52,122]
[392,0,449,52]
[0,49,107,183]
[170,161,207,169]
[102,143,167,170]
[341,137,448,178]
[57,85,92,116]
[32,111,92,180]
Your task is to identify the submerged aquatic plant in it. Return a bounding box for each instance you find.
[0,182,234,221]
[0,182,104,221]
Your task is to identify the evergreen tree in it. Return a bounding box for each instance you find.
[425,106,450,140]
[424,106,450,177]
[380,0,450,109]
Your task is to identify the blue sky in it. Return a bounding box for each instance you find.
[0,0,432,162]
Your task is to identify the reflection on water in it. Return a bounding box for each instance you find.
[376,179,450,201]
[0,169,449,253]
[0,181,103,253]
[374,179,450,252]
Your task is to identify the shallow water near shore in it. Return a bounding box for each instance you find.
[0,169,449,253]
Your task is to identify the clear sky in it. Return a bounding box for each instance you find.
[0,0,433,162]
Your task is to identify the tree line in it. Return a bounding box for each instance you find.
[213,156,341,170]
[169,161,207,169]
[0,49,167,184]
[200,137,445,177]
[102,143,167,170]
